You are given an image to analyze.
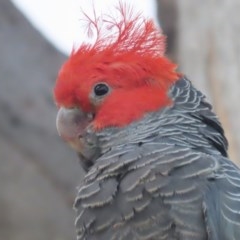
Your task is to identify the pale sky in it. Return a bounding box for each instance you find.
[12,0,158,55]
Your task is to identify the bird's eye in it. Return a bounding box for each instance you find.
[94,83,109,97]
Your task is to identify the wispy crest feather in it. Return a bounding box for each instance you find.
[73,2,166,57]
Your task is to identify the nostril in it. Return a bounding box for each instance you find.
[78,134,84,140]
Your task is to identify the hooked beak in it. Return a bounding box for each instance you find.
[56,107,98,165]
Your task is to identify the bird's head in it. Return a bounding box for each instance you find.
[54,3,179,168]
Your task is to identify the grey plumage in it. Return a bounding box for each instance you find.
[74,77,240,239]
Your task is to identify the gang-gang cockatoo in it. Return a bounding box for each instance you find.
[54,3,240,240]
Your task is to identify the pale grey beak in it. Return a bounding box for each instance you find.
[56,107,99,167]
[56,107,91,143]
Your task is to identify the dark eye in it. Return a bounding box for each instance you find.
[94,83,109,97]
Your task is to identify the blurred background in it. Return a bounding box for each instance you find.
[0,0,239,239]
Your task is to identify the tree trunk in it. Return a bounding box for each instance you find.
[157,0,240,164]
[156,0,178,61]
[0,1,84,239]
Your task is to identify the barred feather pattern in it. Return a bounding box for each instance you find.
[74,78,240,240]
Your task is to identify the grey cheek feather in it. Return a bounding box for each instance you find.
[74,77,240,240]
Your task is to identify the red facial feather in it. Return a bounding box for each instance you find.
[94,86,172,129]
[54,2,179,130]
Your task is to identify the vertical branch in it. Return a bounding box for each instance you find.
[155,0,178,61]
[176,0,240,164]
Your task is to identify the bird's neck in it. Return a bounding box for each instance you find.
[96,78,227,157]
[84,78,228,181]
